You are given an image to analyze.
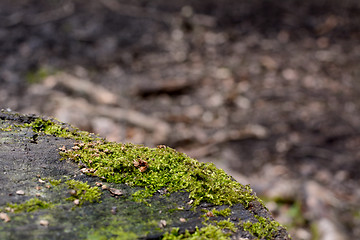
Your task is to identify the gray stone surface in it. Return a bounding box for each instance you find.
[0,111,290,239]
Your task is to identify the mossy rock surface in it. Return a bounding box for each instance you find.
[0,110,290,240]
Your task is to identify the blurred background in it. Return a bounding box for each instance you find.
[1,0,360,239]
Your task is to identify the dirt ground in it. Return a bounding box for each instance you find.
[1,0,360,239]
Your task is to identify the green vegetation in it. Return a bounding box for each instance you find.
[216,219,237,232]
[4,117,261,208]
[26,67,55,84]
[162,225,231,240]
[6,198,53,213]
[213,208,232,217]
[87,225,137,240]
[0,125,12,131]
[242,216,282,239]
[60,141,260,207]
[23,118,99,142]
[201,208,232,221]
[41,177,62,186]
[65,180,102,206]
[286,200,306,228]
[0,115,288,239]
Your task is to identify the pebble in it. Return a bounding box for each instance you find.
[16,190,25,195]
[158,220,167,228]
[39,219,49,227]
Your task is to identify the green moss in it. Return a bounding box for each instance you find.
[6,198,53,213]
[8,116,262,208]
[26,67,55,84]
[87,225,137,240]
[215,219,237,232]
[162,224,230,240]
[41,177,62,186]
[1,115,286,239]
[60,141,260,207]
[201,208,231,221]
[213,208,232,217]
[65,180,102,206]
[22,118,99,142]
[0,125,12,132]
[242,216,282,239]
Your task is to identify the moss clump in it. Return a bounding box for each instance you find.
[163,225,231,240]
[23,118,99,142]
[0,114,289,239]
[216,219,237,232]
[9,116,261,208]
[213,208,232,217]
[87,225,137,240]
[0,125,12,132]
[61,141,260,207]
[201,208,232,221]
[65,180,102,206]
[41,177,62,186]
[6,198,53,213]
[242,216,282,239]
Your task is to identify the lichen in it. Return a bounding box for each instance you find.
[65,180,102,206]
[5,198,53,213]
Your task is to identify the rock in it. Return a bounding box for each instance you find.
[0,110,290,239]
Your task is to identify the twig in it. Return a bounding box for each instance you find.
[43,72,120,105]
[25,1,74,25]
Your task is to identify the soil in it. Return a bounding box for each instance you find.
[1,0,360,239]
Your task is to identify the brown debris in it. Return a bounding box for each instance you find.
[206,211,214,217]
[59,145,66,152]
[133,158,148,172]
[108,188,123,196]
[43,72,119,105]
[133,79,195,97]
[0,212,10,223]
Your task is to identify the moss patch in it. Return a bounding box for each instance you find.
[87,224,138,240]
[22,118,100,142]
[60,141,260,207]
[0,113,290,239]
[242,216,282,239]
[5,198,53,213]
[65,180,102,206]
[215,219,237,232]
[163,224,231,240]
[3,116,262,208]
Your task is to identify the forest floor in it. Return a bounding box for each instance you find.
[1,0,360,239]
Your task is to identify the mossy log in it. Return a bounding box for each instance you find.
[0,110,290,240]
